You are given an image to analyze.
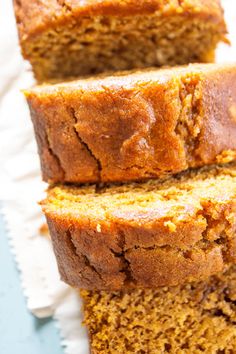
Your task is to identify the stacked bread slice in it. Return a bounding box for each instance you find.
[25,64,236,185]
[81,266,236,353]
[14,0,236,352]
[14,0,227,81]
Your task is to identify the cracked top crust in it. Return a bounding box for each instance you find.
[42,162,236,290]
[25,63,236,184]
[14,0,224,40]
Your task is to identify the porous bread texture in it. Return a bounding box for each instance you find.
[81,265,236,354]
[14,0,227,81]
[25,63,236,184]
[42,163,236,290]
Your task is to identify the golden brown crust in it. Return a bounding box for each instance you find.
[26,63,236,184]
[42,163,236,290]
[81,266,236,353]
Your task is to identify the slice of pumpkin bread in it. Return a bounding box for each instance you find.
[14,0,227,81]
[42,163,236,290]
[81,265,236,353]
[25,63,236,184]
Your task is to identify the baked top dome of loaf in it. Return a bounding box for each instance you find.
[26,63,236,184]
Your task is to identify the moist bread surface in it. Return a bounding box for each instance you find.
[81,265,236,353]
[42,163,236,290]
[14,0,227,80]
[26,63,236,184]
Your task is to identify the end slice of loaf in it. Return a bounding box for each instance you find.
[81,265,236,353]
[42,163,236,290]
[14,0,227,81]
[25,63,236,184]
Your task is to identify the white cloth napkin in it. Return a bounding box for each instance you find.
[0,1,235,354]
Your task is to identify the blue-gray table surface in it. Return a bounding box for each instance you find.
[0,211,64,354]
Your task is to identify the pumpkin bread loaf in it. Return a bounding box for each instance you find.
[25,63,236,184]
[81,265,236,353]
[42,163,236,291]
[14,0,227,81]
